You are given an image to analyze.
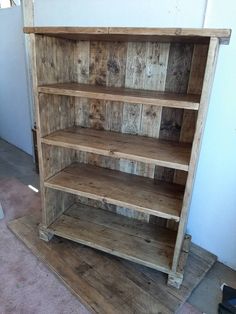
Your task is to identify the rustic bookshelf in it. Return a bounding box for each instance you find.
[24,27,230,288]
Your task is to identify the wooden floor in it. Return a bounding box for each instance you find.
[8,214,217,314]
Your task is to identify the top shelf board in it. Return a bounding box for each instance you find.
[23,27,231,44]
[38,83,200,110]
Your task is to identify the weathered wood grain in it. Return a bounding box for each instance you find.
[8,213,217,314]
[45,162,184,221]
[171,37,220,272]
[42,127,191,171]
[24,26,231,44]
[38,83,200,110]
[48,203,176,273]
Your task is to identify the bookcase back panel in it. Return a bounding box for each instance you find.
[42,144,77,180]
[36,35,208,223]
[43,188,75,226]
[39,94,75,137]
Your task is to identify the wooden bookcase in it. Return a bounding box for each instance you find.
[24,27,230,288]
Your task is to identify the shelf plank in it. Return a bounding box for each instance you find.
[24,27,231,44]
[42,127,191,171]
[38,83,200,110]
[45,163,184,221]
[48,203,177,273]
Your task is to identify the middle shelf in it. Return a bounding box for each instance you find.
[42,127,192,171]
[45,162,184,221]
[38,83,200,110]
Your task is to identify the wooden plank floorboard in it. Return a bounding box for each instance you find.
[42,127,191,171]
[45,163,184,221]
[8,214,217,314]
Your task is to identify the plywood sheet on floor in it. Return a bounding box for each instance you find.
[8,214,216,314]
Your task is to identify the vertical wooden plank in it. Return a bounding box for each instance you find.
[89,41,108,86]
[165,43,193,93]
[44,188,75,226]
[88,99,107,130]
[187,44,209,95]
[140,105,162,138]
[159,108,183,142]
[74,41,90,83]
[42,145,76,180]
[106,101,124,132]
[36,35,75,85]
[106,41,127,87]
[29,34,48,225]
[156,43,194,185]
[74,40,90,132]
[172,38,219,272]
[106,41,127,133]
[144,42,170,91]
[39,94,75,137]
[121,103,142,134]
[174,44,208,185]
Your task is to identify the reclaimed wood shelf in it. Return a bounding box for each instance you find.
[47,203,177,273]
[42,127,192,171]
[26,26,230,288]
[45,163,184,221]
[38,83,200,110]
[24,26,231,44]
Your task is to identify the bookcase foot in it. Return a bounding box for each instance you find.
[39,224,54,242]
[167,273,183,289]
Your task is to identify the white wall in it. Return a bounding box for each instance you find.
[33,0,236,270]
[34,0,206,27]
[0,6,32,155]
[187,0,236,270]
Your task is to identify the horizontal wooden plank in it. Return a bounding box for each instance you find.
[45,163,184,221]
[8,213,217,314]
[42,127,191,171]
[23,27,231,44]
[48,203,177,273]
[38,83,200,110]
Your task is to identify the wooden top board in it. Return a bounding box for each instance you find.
[38,83,200,110]
[42,127,191,171]
[23,27,231,44]
[45,163,184,221]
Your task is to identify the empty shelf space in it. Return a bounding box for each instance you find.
[45,163,184,221]
[42,127,191,171]
[38,83,200,110]
[48,203,177,273]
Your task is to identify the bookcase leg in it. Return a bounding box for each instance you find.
[39,224,54,242]
[167,273,183,289]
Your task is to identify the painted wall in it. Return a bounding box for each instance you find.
[33,0,236,269]
[187,0,236,270]
[0,6,32,155]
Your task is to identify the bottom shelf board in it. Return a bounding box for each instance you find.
[48,203,177,273]
[8,214,217,314]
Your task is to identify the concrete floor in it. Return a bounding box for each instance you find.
[0,137,236,314]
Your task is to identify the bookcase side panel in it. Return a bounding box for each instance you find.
[172,38,220,272]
